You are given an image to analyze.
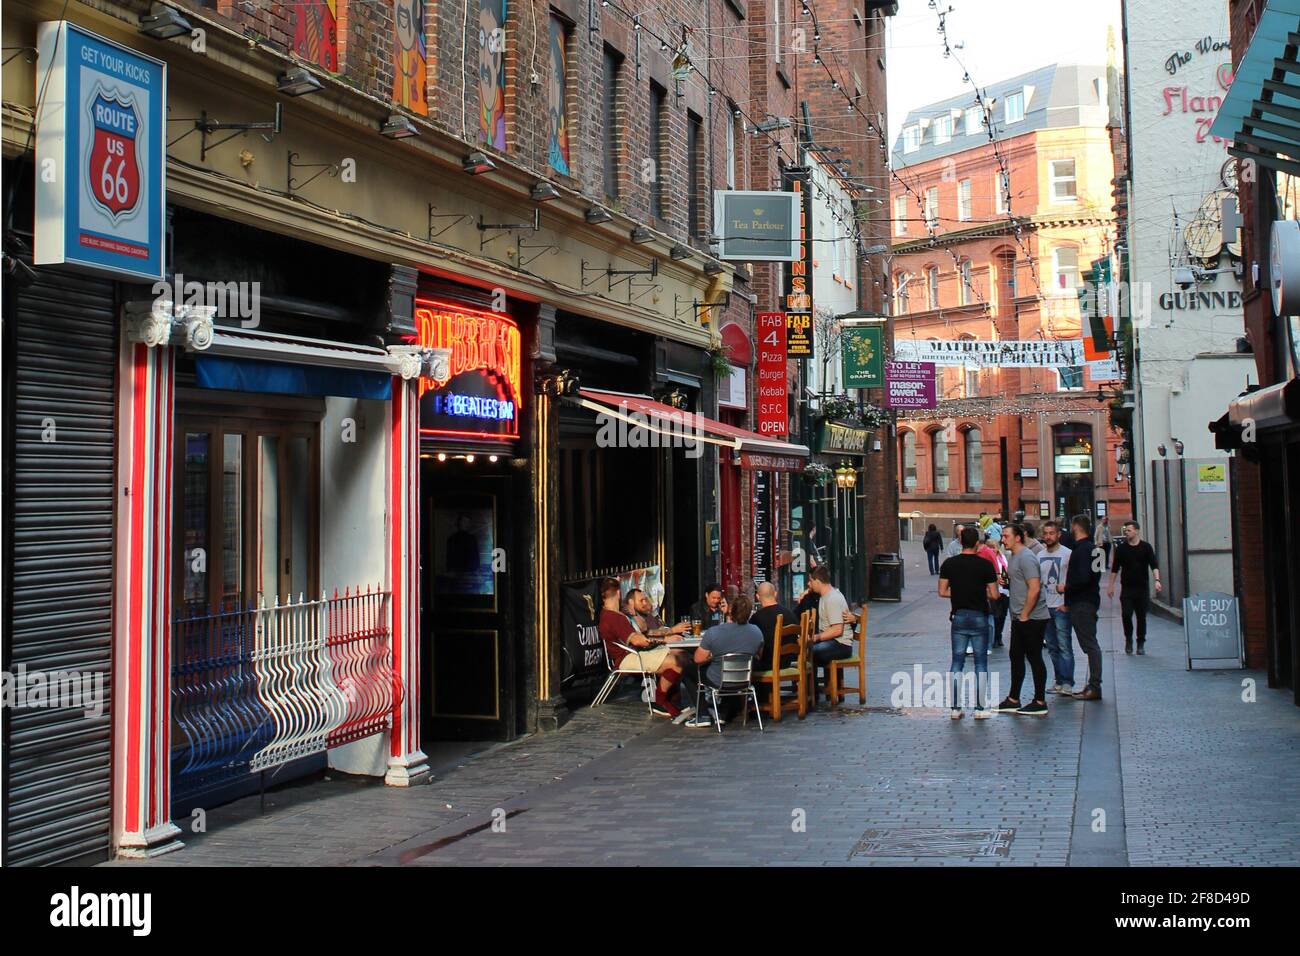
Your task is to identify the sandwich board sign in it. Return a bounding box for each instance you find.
[1183,592,1243,670]
[34,21,167,281]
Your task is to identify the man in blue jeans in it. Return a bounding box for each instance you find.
[1037,520,1075,696]
[939,526,999,719]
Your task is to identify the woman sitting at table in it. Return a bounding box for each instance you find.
[598,577,685,718]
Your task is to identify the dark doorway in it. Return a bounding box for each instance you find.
[421,456,517,740]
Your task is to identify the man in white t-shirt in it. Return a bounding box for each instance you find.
[1037,520,1075,696]
[808,566,853,703]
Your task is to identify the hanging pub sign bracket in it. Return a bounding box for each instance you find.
[675,293,731,319]
[628,278,662,303]
[516,236,560,268]
[580,259,605,288]
[170,104,282,160]
[478,208,540,251]
[286,150,338,197]
[428,204,471,241]
[606,258,658,291]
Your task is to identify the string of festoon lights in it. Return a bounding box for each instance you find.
[896,386,1121,424]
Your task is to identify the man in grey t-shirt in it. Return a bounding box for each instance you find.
[689,594,764,728]
[994,523,1051,716]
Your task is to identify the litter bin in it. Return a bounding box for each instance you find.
[870,552,903,602]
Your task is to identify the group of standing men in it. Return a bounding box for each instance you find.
[936,516,1161,718]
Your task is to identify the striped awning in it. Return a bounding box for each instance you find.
[1211,0,1300,176]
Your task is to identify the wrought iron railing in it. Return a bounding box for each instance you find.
[171,587,396,804]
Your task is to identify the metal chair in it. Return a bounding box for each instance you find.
[695,652,763,734]
[590,640,657,715]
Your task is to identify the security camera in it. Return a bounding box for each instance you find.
[1174,266,1196,289]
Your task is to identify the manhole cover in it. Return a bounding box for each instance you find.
[849,828,1015,860]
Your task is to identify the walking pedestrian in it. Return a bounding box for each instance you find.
[979,529,1010,649]
[923,524,944,575]
[1037,520,1075,695]
[1107,520,1162,654]
[939,527,1000,719]
[942,524,965,561]
[1062,515,1103,700]
[994,523,1050,716]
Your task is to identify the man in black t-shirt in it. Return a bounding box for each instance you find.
[939,526,999,718]
[1108,520,1162,654]
[750,582,796,669]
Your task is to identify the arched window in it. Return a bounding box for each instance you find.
[965,426,984,492]
[895,272,911,314]
[931,429,949,492]
[899,430,917,491]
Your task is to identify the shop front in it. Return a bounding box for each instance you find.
[409,281,534,742]
[803,418,871,603]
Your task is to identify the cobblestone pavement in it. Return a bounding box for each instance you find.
[111,542,1300,867]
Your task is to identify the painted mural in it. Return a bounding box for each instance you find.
[293,0,339,73]
[477,0,507,148]
[547,15,571,175]
[393,0,429,115]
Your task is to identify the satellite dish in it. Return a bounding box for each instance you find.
[1270,221,1300,316]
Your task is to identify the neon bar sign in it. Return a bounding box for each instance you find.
[414,299,522,440]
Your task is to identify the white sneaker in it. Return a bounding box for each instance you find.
[973,709,992,720]
[1058,685,1075,697]
[949,708,963,720]
[683,716,713,728]
[672,706,696,726]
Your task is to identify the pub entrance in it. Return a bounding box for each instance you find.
[420,455,520,741]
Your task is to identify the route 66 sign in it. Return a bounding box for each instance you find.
[87,91,142,221]
[35,22,166,281]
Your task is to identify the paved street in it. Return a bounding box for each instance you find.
[111,542,1300,867]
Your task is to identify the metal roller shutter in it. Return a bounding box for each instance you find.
[4,266,116,866]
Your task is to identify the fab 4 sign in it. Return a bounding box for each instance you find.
[35,21,166,281]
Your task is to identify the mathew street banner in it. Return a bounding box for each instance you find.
[893,339,1085,367]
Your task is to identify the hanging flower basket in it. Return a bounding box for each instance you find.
[819,394,858,421]
[707,343,734,379]
[803,462,834,484]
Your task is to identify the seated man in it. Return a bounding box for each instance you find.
[807,565,854,702]
[749,581,796,668]
[685,594,763,728]
[689,583,727,630]
[597,577,684,718]
[627,588,688,639]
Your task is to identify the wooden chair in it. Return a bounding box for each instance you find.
[752,612,809,721]
[826,604,868,706]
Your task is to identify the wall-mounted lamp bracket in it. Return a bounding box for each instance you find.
[428,204,471,240]
[516,237,560,268]
[169,104,282,159]
[286,149,338,197]
[478,208,539,251]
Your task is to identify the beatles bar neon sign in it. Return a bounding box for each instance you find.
[414,299,522,440]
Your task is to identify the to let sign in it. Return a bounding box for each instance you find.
[35,21,166,281]
[755,311,788,438]
[885,361,936,409]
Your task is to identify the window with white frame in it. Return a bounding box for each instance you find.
[903,125,922,153]
[1049,158,1077,203]
[931,430,950,492]
[995,170,1010,214]
[895,272,911,314]
[959,258,973,305]
[934,114,952,145]
[924,187,939,228]
[894,195,908,236]
[900,431,917,490]
[1057,365,1084,390]
[964,366,979,398]
[958,179,972,221]
[964,427,983,491]
[926,266,939,309]
[1052,246,1081,294]
[774,0,781,62]
[964,106,982,136]
[725,107,737,189]
[1004,91,1025,124]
